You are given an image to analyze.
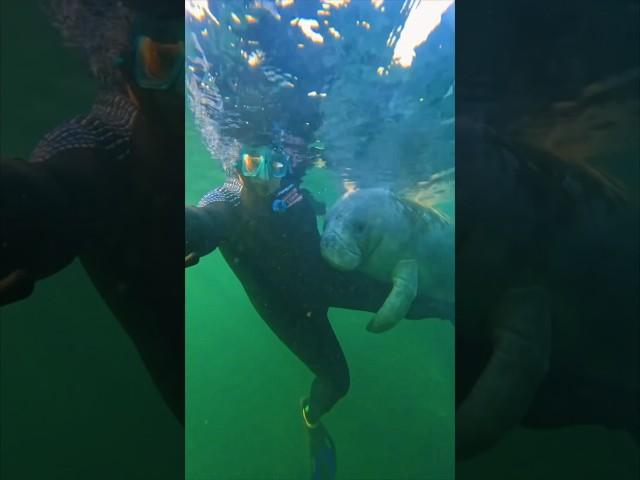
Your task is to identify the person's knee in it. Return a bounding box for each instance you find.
[332,368,350,400]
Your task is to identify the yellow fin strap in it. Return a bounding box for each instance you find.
[302,404,318,429]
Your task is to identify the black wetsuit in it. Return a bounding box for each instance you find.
[0,92,185,422]
[186,177,446,421]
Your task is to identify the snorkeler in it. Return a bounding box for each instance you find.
[185,139,443,477]
[0,1,186,422]
[187,143,348,426]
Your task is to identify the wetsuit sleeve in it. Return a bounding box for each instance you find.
[185,201,232,258]
[0,155,85,284]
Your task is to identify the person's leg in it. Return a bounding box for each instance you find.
[250,293,349,423]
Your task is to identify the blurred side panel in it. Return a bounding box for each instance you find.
[456,0,639,478]
[0,1,185,478]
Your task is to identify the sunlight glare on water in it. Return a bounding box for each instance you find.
[186,0,455,200]
[392,0,454,68]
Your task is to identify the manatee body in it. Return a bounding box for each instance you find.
[454,119,639,459]
[320,188,454,332]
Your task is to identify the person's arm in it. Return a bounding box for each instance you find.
[0,153,95,305]
[185,199,233,267]
[299,188,326,215]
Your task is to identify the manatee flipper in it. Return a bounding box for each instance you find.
[367,259,418,333]
[456,286,552,459]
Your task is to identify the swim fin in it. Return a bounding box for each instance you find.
[301,400,337,480]
[308,422,336,480]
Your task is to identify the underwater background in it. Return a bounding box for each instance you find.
[185,1,454,479]
[456,1,639,479]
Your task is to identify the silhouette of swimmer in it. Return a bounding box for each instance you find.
[0,2,186,422]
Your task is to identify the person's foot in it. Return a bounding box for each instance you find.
[300,399,337,480]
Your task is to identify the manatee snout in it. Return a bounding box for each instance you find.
[320,230,362,271]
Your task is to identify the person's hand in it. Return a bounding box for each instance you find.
[185,252,200,268]
[0,269,34,307]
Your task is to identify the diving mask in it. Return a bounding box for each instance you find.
[238,146,291,179]
[132,36,184,90]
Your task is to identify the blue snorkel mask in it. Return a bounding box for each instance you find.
[237,145,291,180]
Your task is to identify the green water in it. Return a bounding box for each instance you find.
[185,115,455,480]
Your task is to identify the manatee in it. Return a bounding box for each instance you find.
[454,119,639,459]
[320,188,454,333]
